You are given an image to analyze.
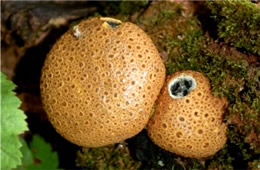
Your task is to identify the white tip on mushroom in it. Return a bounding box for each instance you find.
[73,25,81,39]
[167,74,197,99]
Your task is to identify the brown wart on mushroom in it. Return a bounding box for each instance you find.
[40,17,166,147]
[147,70,228,158]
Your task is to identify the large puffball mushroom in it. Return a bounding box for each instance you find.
[147,70,228,158]
[40,17,166,147]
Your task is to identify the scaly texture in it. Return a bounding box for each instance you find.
[1,72,28,170]
[40,17,165,147]
[147,70,227,158]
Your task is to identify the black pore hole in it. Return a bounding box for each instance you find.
[170,82,180,95]
[170,78,193,97]
[106,21,121,28]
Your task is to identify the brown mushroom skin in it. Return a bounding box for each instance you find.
[40,17,166,147]
[147,70,228,158]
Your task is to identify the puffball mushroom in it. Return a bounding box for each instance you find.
[40,17,166,147]
[147,70,228,158]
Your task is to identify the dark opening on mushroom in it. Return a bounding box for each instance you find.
[105,21,121,28]
[101,17,122,29]
[168,75,196,99]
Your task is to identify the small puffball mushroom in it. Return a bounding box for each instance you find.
[147,70,228,158]
[40,17,166,147]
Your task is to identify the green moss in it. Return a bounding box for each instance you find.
[206,0,260,56]
[166,30,248,79]
[207,146,233,169]
[95,1,148,21]
[138,2,182,26]
[136,1,201,54]
[75,144,141,170]
[119,0,148,15]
